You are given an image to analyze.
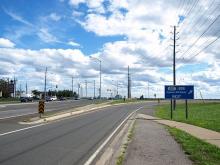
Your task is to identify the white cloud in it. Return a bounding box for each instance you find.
[69,0,86,6]
[37,28,59,43]
[68,41,80,47]
[3,9,33,26]
[0,38,15,48]
[49,13,61,21]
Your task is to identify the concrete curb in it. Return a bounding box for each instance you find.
[137,113,220,148]
[19,104,111,125]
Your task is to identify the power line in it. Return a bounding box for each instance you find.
[183,34,220,63]
[178,0,217,39]
[178,13,220,60]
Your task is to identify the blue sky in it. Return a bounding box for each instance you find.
[0,0,220,98]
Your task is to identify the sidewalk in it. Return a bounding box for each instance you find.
[123,118,192,165]
[137,114,220,148]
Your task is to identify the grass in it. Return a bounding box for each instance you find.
[156,102,220,132]
[0,97,20,104]
[116,120,136,165]
[168,127,220,165]
[110,99,147,105]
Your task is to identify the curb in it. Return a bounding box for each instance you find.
[19,104,111,125]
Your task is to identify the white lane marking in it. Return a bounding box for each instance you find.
[0,123,45,137]
[84,106,143,165]
[0,112,36,120]
[0,105,6,108]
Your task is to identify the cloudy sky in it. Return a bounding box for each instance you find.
[0,0,220,98]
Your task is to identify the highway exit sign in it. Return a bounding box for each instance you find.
[165,85,194,99]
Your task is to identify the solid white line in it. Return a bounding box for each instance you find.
[0,123,45,137]
[84,106,143,165]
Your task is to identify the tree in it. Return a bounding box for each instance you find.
[0,79,10,97]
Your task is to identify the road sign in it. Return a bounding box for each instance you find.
[165,85,194,99]
[38,100,45,114]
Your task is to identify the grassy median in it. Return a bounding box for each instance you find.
[156,102,220,132]
[168,127,220,165]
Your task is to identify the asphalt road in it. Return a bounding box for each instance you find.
[0,102,149,165]
[0,99,99,119]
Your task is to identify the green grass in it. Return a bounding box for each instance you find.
[116,121,136,165]
[168,127,220,165]
[111,99,146,105]
[156,102,220,132]
[0,97,20,104]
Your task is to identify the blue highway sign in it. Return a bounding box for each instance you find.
[165,85,194,99]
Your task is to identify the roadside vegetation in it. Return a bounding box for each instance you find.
[0,97,20,104]
[168,127,220,165]
[156,102,220,132]
[110,98,153,105]
[116,121,136,165]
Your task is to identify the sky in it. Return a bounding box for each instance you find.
[0,0,220,98]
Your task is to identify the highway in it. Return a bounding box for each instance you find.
[0,100,98,119]
[0,102,150,165]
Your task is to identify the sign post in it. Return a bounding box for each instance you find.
[165,85,194,119]
[38,100,45,118]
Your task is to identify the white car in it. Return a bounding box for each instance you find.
[50,96,57,101]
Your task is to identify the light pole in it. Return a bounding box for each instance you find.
[44,67,47,101]
[90,56,102,100]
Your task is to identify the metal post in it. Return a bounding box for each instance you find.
[171,100,173,119]
[185,100,188,119]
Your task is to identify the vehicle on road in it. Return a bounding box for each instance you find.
[20,94,33,102]
[46,96,57,101]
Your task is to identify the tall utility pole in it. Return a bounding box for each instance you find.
[72,76,73,97]
[127,66,131,99]
[26,82,28,94]
[148,81,150,98]
[173,26,176,86]
[44,67,47,100]
[116,81,118,95]
[173,26,177,110]
[85,80,87,97]
[94,80,96,98]
[99,61,102,99]
[14,77,16,97]
[90,56,102,99]
[78,83,80,98]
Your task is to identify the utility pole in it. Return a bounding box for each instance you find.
[148,81,150,98]
[20,84,22,96]
[26,82,28,94]
[72,76,73,97]
[78,83,80,98]
[173,26,176,86]
[44,67,47,100]
[100,61,102,99]
[128,66,131,99]
[173,26,178,110]
[117,80,118,96]
[94,80,96,98]
[85,80,87,97]
[14,77,16,97]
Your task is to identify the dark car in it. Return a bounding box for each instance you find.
[20,97,33,102]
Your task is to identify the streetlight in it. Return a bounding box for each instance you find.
[90,56,102,99]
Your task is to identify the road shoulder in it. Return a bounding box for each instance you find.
[123,118,192,165]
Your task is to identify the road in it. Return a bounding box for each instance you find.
[0,102,150,165]
[0,99,99,119]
